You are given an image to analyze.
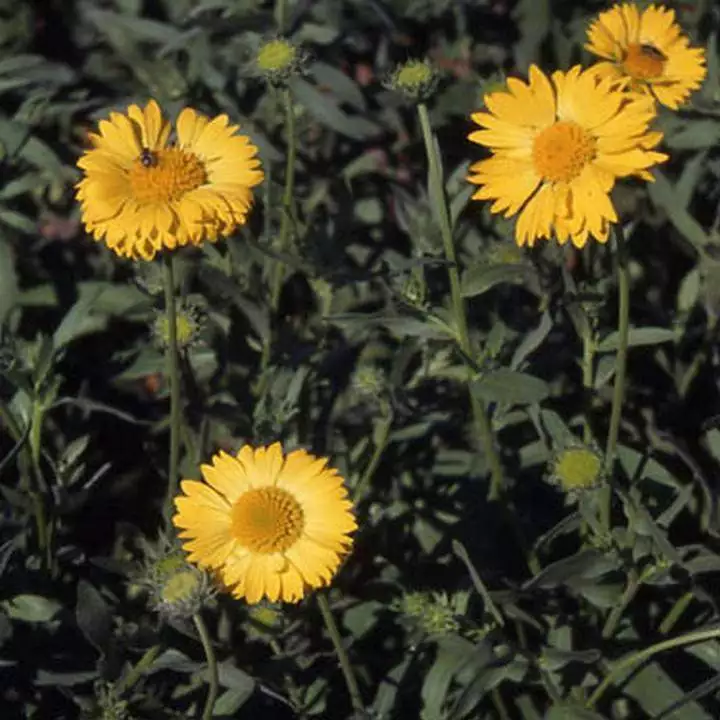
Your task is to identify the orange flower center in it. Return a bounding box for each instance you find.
[622,43,666,80]
[532,121,597,183]
[128,147,207,204]
[231,487,305,554]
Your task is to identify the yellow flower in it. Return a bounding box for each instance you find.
[550,446,604,495]
[76,99,264,261]
[586,3,706,110]
[467,65,667,248]
[173,443,357,604]
[257,38,297,73]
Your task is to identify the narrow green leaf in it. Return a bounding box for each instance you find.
[597,326,675,352]
[461,263,539,298]
[473,369,550,406]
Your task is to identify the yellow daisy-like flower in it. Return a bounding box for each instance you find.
[586,3,706,110]
[76,100,264,261]
[467,65,668,248]
[173,443,357,604]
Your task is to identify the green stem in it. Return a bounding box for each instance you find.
[118,644,162,693]
[352,409,392,501]
[0,399,50,568]
[586,625,720,709]
[453,540,504,628]
[162,254,182,526]
[582,330,596,444]
[659,590,694,635]
[491,688,511,720]
[602,569,639,639]
[601,223,631,532]
[269,638,304,714]
[275,0,288,32]
[258,86,298,394]
[28,400,52,569]
[316,592,364,715]
[193,613,219,720]
[416,102,504,501]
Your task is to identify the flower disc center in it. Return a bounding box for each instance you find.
[554,448,602,491]
[128,147,207,204]
[622,43,666,80]
[532,121,597,183]
[231,486,305,554]
[257,39,296,72]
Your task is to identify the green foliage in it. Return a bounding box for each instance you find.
[1,0,720,719]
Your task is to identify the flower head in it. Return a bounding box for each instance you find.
[467,65,668,248]
[386,59,439,101]
[152,302,204,350]
[586,3,706,110]
[173,443,357,604]
[136,541,214,619]
[76,100,264,261]
[254,37,307,85]
[548,442,605,498]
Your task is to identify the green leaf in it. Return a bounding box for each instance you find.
[648,170,709,254]
[678,267,700,313]
[76,581,113,655]
[597,326,675,352]
[624,661,712,719]
[421,636,490,720]
[524,549,608,590]
[511,311,552,370]
[310,62,367,111]
[472,369,550,406]
[545,705,607,720]
[36,670,98,686]
[0,236,18,327]
[328,312,454,340]
[3,594,62,623]
[461,263,539,298]
[291,78,382,140]
[53,288,108,350]
[212,688,253,716]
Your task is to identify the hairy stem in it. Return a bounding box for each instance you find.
[416,102,504,501]
[601,224,631,531]
[193,613,219,720]
[317,592,364,714]
[586,625,720,709]
[258,86,298,394]
[162,254,182,525]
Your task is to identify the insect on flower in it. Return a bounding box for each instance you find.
[139,147,157,168]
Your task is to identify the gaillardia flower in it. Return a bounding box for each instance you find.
[467,65,667,248]
[76,100,264,261]
[586,3,706,110]
[173,443,356,604]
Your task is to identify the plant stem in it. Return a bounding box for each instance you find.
[118,644,162,693]
[316,592,364,715]
[491,688,511,720]
[659,590,694,635]
[602,569,639,639]
[258,85,298,394]
[453,540,505,628]
[352,409,392,501]
[28,399,52,570]
[601,223,631,532]
[193,613,219,720]
[586,625,720,709]
[162,254,182,526]
[275,0,288,32]
[582,330,596,444]
[416,102,504,501]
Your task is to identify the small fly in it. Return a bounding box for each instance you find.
[639,44,666,62]
[139,147,157,167]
